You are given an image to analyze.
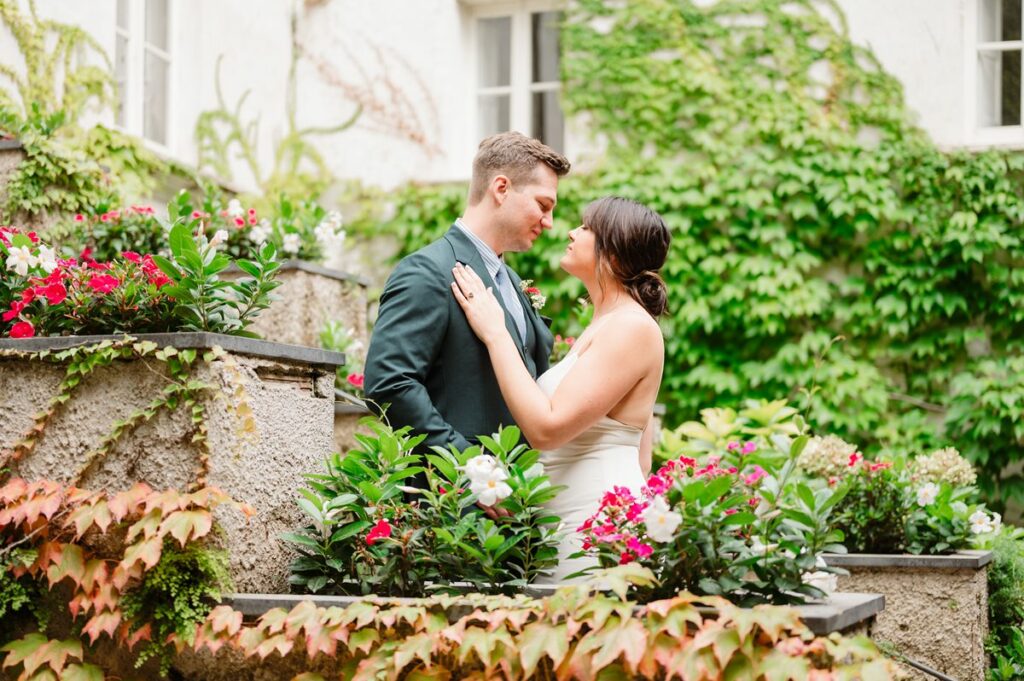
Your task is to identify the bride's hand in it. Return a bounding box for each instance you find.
[452,263,507,346]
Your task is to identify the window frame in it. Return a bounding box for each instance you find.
[966,0,1024,147]
[113,0,175,153]
[469,0,566,150]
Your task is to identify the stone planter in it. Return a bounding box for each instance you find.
[823,550,993,681]
[334,392,375,453]
[226,260,370,350]
[166,590,884,680]
[0,333,344,593]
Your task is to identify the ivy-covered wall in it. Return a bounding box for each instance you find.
[351,0,1024,510]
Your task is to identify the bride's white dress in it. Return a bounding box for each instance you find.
[534,351,646,584]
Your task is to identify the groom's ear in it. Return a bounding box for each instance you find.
[491,174,511,204]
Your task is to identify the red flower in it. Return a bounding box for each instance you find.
[233,217,245,228]
[365,518,392,546]
[26,231,39,243]
[525,287,541,295]
[39,283,67,305]
[20,288,35,304]
[80,247,94,262]
[848,452,863,467]
[121,251,142,263]
[191,210,209,220]
[87,274,120,294]
[247,208,257,217]
[10,320,34,338]
[74,214,86,222]
[3,301,24,322]
[248,216,258,226]
[347,373,365,390]
[99,213,110,222]
[618,551,635,565]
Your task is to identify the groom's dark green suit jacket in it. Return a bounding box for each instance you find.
[365,225,554,452]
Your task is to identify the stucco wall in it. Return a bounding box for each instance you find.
[835,564,989,681]
[0,347,336,593]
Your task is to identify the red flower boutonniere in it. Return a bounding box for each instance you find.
[519,279,546,310]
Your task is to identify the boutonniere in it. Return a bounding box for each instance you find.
[519,279,546,310]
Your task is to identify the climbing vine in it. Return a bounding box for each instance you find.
[352,0,1024,510]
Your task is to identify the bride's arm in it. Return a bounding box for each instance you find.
[639,417,654,477]
[452,264,660,450]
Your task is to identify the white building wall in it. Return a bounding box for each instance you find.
[0,0,1007,190]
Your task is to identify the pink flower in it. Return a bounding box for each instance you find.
[347,373,364,390]
[74,214,85,222]
[626,502,647,522]
[848,452,863,467]
[26,231,38,243]
[87,274,120,294]
[247,208,257,217]
[744,466,767,486]
[869,461,892,472]
[748,497,760,507]
[644,474,670,496]
[3,301,24,322]
[121,251,142,264]
[742,441,757,454]
[10,320,34,338]
[727,441,740,451]
[525,287,541,295]
[191,210,209,220]
[577,517,594,532]
[365,518,392,546]
[618,551,635,565]
[248,216,258,226]
[626,536,653,558]
[565,337,575,346]
[724,508,738,516]
[234,217,245,228]
[99,213,110,222]
[827,476,839,487]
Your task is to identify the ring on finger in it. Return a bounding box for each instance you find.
[467,292,474,299]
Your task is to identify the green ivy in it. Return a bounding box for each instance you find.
[350,0,1024,511]
[119,540,231,675]
[986,531,1024,680]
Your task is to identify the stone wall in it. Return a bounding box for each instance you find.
[226,261,370,351]
[826,552,991,681]
[0,335,341,593]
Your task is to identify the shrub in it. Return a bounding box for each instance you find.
[983,529,1024,680]
[286,422,563,595]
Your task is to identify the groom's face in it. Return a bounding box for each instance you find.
[498,164,558,253]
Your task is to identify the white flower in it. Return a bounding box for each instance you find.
[803,570,838,595]
[209,229,229,248]
[226,199,245,218]
[969,510,1000,535]
[462,454,499,482]
[916,482,939,507]
[282,233,301,255]
[248,224,270,245]
[470,471,512,506]
[5,246,38,277]
[640,496,682,543]
[35,245,57,273]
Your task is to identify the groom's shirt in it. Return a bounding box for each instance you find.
[454,219,527,341]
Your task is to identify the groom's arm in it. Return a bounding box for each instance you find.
[364,254,473,451]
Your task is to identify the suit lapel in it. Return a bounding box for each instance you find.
[505,266,554,365]
[444,226,529,365]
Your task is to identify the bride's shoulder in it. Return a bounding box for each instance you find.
[595,308,662,346]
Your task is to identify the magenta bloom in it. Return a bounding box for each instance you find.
[744,466,767,486]
[87,274,120,294]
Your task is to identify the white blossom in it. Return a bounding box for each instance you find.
[227,198,245,218]
[969,510,1000,535]
[462,454,499,481]
[248,224,270,245]
[282,233,302,255]
[916,482,939,507]
[5,246,38,277]
[35,245,57,273]
[641,495,682,543]
[802,557,837,595]
[462,454,512,506]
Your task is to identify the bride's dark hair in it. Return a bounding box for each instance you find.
[583,197,671,317]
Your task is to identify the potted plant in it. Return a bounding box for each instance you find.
[0,220,344,592]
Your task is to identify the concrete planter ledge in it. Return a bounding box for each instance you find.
[222,590,883,637]
[823,550,992,680]
[823,549,992,569]
[0,332,346,368]
[0,138,23,151]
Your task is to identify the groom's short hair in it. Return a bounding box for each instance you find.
[468,132,570,205]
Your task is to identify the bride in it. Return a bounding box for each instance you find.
[451,196,670,582]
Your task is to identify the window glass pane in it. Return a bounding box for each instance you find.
[117,0,130,30]
[146,0,169,51]
[115,33,129,126]
[531,90,564,152]
[477,17,511,88]
[144,51,169,144]
[532,11,561,83]
[478,94,510,139]
[978,49,1022,126]
[980,0,1022,42]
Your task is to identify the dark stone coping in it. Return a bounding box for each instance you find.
[0,139,23,151]
[0,332,346,369]
[822,550,993,569]
[223,590,883,636]
[227,259,369,287]
[335,401,371,415]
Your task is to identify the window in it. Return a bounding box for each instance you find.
[115,0,171,147]
[474,4,564,152]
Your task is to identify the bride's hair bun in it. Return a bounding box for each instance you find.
[582,197,671,317]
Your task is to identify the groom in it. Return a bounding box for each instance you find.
[365,132,569,457]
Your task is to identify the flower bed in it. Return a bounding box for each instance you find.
[0,333,342,592]
[333,397,373,454]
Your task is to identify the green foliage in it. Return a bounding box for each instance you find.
[0,0,115,122]
[119,540,231,675]
[320,320,365,396]
[287,422,563,595]
[353,0,1024,510]
[0,549,35,634]
[831,462,907,554]
[0,106,115,222]
[985,529,1024,680]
